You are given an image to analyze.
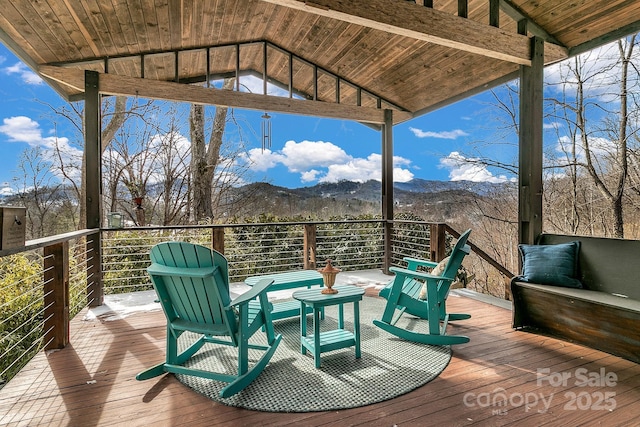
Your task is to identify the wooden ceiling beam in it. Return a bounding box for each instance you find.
[499,0,563,46]
[261,0,568,65]
[39,65,412,124]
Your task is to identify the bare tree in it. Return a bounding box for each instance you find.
[46,96,143,227]
[14,147,64,238]
[190,78,235,222]
[152,113,191,225]
[549,36,640,237]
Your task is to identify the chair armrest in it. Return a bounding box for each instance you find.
[390,266,453,283]
[229,278,274,308]
[147,263,217,278]
[403,257,438,270]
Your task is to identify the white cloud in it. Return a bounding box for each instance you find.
[319,153,414,183]
[544,41,628,102]
[0,116,75,152]
[0,116,82,180]
[554,134,617,170]
[1,183,14,196]
[3,62,42,85]
[280,140,351,172]
[320,154,378,183]
[439,151,512,183]
[0,116,43,143]
[242,140,414,184]
[409,127,469,139]
[244,148,286,171]
[544,122,563,130]
[227,74,297,98]
[301,170,320,183]
[147,131,192,185]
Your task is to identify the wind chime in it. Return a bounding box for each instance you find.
[261,112,272,152]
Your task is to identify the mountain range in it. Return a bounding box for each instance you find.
[230,178,513,220]
[1,178,513,222]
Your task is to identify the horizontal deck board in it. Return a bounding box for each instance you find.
[1,290,639,426]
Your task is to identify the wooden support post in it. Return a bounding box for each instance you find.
[382,109,394,273]
[212,227,225,254]
[85,70,103,307]
[303,224,317,269]
[84,70,101,230]
[518,37,544,246]
[43,242,69,350]
[430,223,447,262]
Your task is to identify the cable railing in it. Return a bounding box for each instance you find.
[0,230,97,388]
[101,220,386,290]
[0,219,514,387]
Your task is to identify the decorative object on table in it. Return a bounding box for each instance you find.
[319,259,341,294]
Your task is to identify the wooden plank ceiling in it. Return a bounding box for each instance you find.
[1,0,639,124]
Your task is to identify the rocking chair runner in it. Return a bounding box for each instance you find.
[373,229,472,345]
[136,242,282,398]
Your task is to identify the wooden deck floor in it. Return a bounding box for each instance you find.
[1,289,639,427]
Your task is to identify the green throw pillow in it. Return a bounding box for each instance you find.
[518,241,583,288]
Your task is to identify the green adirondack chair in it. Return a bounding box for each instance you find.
[136,242,282,398]
[373,229,472,345]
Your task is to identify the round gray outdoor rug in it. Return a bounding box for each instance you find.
[175,296,452,412]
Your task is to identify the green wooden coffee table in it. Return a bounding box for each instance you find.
[292,285,365,368]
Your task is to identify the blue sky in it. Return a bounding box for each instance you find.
[0,42,522,195]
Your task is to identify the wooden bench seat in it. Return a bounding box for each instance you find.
[245,270,324,321]
[511,233,640,364]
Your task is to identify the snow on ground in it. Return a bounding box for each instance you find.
[83,290,160,322]
[84,269,391,322]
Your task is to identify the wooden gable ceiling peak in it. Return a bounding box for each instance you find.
[2,0,640,123]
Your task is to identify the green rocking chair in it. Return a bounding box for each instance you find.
[373,229,472,345]
[136,242,282,398]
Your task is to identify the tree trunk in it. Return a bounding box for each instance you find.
[190,78,235,222]
[613,197,624,238]
[190,104,211,220]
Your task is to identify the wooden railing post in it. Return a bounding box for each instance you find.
[430,223,447,262]
[212,227,225,254]
[43,242,69,350]
[383,221,392,274]
[86,232,103,307]
[303,224,316,269]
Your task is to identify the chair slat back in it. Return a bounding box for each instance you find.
[149,242,236,336]
[441,229,471,280]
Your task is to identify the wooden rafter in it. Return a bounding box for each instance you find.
[260,0,568,65]
[499,0,562,46]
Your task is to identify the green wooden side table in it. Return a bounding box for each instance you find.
[292,285,365,368]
